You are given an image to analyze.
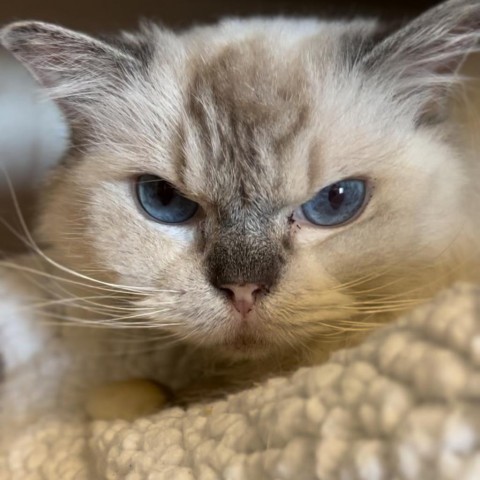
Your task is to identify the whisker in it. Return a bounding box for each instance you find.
[36,309,181,328]
[0,169,161,294]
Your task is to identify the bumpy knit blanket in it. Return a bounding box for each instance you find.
[1,269,480,479]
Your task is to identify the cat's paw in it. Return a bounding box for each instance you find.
[85,378,171,421]
[0,258,52,376]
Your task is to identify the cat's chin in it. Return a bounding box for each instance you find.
[219,337,269,358]
[215,326,278,359]
[193,309,274,358]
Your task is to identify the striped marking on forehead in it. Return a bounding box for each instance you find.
[184,41,311,208]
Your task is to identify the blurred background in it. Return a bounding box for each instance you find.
[0,1,439,31]
[0,0,450,253]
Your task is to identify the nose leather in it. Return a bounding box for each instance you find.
[220,283,263,316]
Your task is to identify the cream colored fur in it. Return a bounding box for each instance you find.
[1,0,480,398]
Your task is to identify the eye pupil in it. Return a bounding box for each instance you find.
[328,185,345,210]
[158,183,175,206]
[136,174,198,224]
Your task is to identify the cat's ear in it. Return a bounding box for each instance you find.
[0,21,147,146]
[0,21,139,102]
[362,0,480,122]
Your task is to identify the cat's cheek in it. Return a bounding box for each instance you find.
[140,221,197,244]
[289,223,338,247]
[92,233,195,281]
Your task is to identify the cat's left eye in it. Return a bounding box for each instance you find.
[135,174,199,224]
[298,179,368,227]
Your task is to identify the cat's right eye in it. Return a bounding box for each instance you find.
[135,174,199,224]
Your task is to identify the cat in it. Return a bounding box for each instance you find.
[1,0,480,402]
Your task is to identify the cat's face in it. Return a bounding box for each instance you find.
[2,0,479,357]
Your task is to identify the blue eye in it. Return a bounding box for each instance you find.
[136,174,198,224]
[301,179,367,226]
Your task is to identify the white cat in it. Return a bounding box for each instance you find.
[1,0,480,401]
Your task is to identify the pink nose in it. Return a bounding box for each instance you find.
[220,283,264,316]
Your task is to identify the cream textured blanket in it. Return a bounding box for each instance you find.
[1,272,480,479]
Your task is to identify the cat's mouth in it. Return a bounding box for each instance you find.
[218,317,272,356]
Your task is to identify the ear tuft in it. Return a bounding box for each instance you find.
[1,21,68,50]
[360,0,480,122]
[1,21,138,99]
[364,0,480,73]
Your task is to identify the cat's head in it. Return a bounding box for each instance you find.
[1,0,479,358]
